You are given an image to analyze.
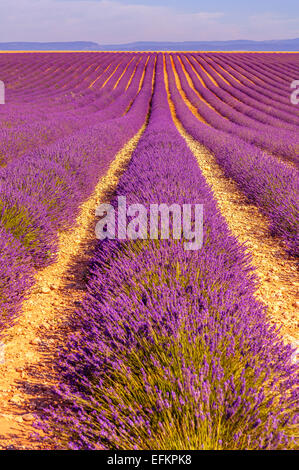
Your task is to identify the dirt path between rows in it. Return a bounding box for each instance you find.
[165,61,299,355]
[0,125,146,450]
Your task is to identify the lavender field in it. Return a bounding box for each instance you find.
[0,51,298,450]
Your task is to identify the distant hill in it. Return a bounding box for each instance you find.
[100,38,299,51]
[0,42,99,51]
[0,39,298,52]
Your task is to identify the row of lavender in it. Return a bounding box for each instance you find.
[199,54,299,128]
[0,53,121,156]
[172,54,299,166]
[0,53,108,121]
[221,54,298,91]
[191,55,299,128]
[38,55,298,450]
[0,52,122,110]
[0,55,154,331]
[199,56,299,134]
[0,52,149,118]
[166,56,299,256]
[0,53,149,164]
[209,53,299,112]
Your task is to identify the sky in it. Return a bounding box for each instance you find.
[0,0,298,44]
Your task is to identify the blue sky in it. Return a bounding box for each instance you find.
[0,0,298,44]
